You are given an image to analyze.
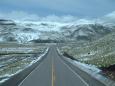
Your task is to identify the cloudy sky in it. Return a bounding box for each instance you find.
[0,0,115,18]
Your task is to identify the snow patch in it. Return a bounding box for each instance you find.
[73,60,101,73]
[0,48,49,84]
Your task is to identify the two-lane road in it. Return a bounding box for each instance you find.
[18,46,96,86]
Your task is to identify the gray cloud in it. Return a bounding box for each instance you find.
[1,10,115,25]
[0,0,115,17]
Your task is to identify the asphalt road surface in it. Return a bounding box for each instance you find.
[18,46,103,86]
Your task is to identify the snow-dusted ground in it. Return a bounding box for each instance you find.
[57,48,115,86]
[66,58,115,86]
[73,60,101,73]
[27,48,49,66]
[0,48,49,84]
[57,48,101,73]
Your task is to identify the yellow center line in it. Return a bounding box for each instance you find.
[52,57,55,86]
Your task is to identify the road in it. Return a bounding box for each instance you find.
[18,46,103,86]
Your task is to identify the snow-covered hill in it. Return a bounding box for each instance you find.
[61,23,113,41]
[0,19,115,43]
[0,19,65,43]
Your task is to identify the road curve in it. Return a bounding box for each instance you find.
[18,46,101,86]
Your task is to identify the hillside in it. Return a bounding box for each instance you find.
[59,32,115,80]
[0,19,115,43]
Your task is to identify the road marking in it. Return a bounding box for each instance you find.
[58,56,89,86]
[18,59,45,86]
[52,57,55,86]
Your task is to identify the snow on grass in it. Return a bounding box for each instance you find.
[57,47,101,73]
[57,48,114,86]
[28,48,49,66]
[0,69,23,84]
[57,48,115,85]
[73,60,101,73]
[0,47,49,84]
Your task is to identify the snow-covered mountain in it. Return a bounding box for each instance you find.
[0,19,65,43]
[61,23,114,41]
[0,19,34,43]
[0,19,115,43]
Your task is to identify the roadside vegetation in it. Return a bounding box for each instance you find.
[0,43,47,83]
[59,32,115,80]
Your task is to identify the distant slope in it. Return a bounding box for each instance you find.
[0,19,115,43]
[61,23,113,41]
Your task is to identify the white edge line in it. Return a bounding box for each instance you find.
[57,48,89,86]
[59,57,89,86]
[18,48,49,86]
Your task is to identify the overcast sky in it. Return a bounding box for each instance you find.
[0,0,115,18]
